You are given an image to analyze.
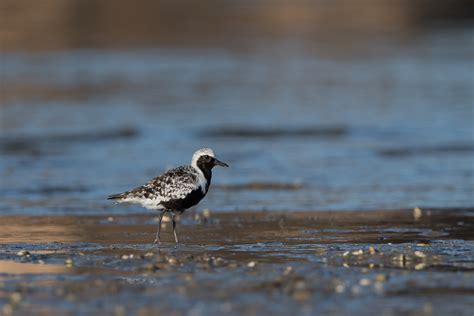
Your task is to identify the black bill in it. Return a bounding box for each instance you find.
[214,158,229,167]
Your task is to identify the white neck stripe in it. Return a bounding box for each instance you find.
[192,165,208,194]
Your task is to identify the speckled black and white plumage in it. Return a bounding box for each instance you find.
[108,148,228,244]
[108,165,204,210]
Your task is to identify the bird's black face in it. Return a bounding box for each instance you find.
[197,155,229,171]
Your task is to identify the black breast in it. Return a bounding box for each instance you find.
[160,188,206,211]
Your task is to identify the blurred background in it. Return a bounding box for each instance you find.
[1,0,473,215]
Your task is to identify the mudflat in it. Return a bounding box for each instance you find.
[0,208,472,315]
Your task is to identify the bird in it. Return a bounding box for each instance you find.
[107,148,228,245]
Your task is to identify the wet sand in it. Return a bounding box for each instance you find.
[0,208,472,315]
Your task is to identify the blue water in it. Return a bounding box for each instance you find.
[1,30,473,214]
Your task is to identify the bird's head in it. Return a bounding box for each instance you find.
[191,148,229,171]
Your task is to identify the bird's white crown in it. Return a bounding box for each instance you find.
[191,148,215,168]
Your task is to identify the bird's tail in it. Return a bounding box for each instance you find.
[107,192,126,201]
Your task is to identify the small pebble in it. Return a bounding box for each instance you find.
[375,274,387,282]
[247,261,257,268]
[352,249,364,256]
[335,284,345,293]
[121,255,129,260]
[213,257,225,266]
[10,292,22,305]
[342,251,350,257]
[107,216,114,222]
[415,263,426,270]
[283,266,293,276]
[202,208,211,219]
[167,257,178,265]
[368,246,377,254]
[374,282,384,293]
[65,258,74,267]
[359,278,371,286]
[414,251,426,258]
[413,207,422,220]
[194,214,201,222]
[416,242,430,247]
[17,250,30,257]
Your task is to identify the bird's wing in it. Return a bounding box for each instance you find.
[108,166,200,208]
[109,166,199,204]
[144,166,200,202]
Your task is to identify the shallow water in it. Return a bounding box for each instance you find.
[1,30,473,215]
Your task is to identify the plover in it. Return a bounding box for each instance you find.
[107,148,228,244]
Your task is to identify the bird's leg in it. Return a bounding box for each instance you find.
[172,212,179,244]
[153,210,166,245]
